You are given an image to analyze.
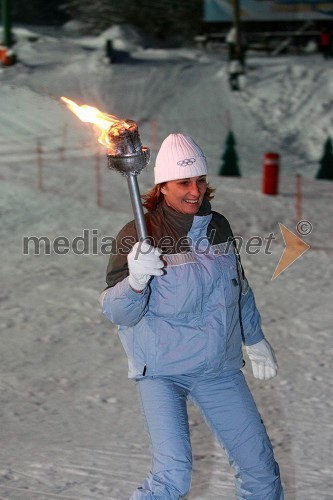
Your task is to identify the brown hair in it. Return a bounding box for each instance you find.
[142,182,216,212]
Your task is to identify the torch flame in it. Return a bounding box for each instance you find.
[61,96,130,147]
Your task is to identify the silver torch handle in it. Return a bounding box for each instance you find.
[127,174,148,241]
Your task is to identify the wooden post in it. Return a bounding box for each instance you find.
[151,119,158,152]
[95,151,102,208]
[296,173,302,222]
[2,0,12,47]
[36,141,43,191]
[59,123,67,161]
[232,0,241,61]
[225,109,232,131]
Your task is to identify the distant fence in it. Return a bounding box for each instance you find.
[1,141,331,196]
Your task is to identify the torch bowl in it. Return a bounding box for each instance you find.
[106,147,150,176]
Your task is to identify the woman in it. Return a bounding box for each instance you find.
[100,133,284,499]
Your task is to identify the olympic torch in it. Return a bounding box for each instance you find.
[61,97,149,241]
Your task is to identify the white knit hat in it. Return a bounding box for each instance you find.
[154,133,208,184]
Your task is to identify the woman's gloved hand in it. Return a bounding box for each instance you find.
[127,241,164,292]
[245,339,278,380]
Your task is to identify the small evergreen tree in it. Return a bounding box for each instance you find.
[219,131,241,177]
[316,137,333,180]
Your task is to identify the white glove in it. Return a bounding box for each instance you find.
[127,241,164,291]
[245,339,278,380]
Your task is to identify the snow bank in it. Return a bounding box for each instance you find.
[0,26,333,499]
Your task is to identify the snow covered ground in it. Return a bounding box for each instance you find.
[0,25,333,499]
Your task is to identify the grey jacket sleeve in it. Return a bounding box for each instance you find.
[105,220,138,288]
[239,285,265,346]
[230,228,265,346]
[101,220,150,326]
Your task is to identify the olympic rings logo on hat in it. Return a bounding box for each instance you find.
[177,158,196,167]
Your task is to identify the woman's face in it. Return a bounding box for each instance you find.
[161,175,207,214]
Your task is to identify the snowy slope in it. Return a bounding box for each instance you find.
[1,25,333,499]
[1,25,333,179]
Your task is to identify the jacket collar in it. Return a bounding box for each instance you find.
[159,197,212,233]
[150,198,212,253]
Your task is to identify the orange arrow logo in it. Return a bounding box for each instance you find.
[272,223,310,280]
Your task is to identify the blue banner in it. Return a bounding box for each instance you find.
[204,0,333,21]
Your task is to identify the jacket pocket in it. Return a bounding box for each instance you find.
[224,265,240,307]
[149,262,202,317]
[214,251,240,307]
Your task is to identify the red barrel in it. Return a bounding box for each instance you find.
[0,46,16,66]
[262,152,279,195]
[0,46,6,64]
